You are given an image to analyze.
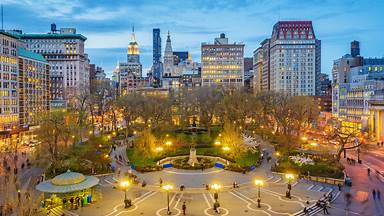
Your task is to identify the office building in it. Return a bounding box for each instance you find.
[332,41,384,135]
[252,47,263,93]
[127,27,142,78]
[201,33,244,87]
[152,28,163,86]
[164,31,175,77]
[0,31,20,149]
[268,21,321,96]
[18,47,50,128]
[18,24,89,107]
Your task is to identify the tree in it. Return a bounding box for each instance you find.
[193,87,223,134]
[220,121,246,158]
[134,129,157,158]
[329,125,361,161]
[117,93,142,138]
[35,110,67,174]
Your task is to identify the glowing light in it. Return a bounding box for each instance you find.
[310,142,318,146]
[162,184,173,191]
[301,137,308,141]
[214,141,221,146]
[120,181,130,188]
[285,173,294,180]
[165,141,172,146]
[155,147,164,151]
[222,146,230,151]
[211,183,222,191]
[255,180,264,186]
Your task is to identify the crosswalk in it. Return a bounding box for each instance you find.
[44,206,78,216]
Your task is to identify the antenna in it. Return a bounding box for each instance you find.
[1,4,4,30]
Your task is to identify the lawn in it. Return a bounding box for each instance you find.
[273,154,344,179]
[46,135,112,177]
[126,145,260,171]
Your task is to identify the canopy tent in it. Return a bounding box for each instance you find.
[36,170,99,194]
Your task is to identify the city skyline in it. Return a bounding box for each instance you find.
[3,0,384,77]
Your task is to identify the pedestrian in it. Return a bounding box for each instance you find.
[159,178,163,187]
[303,206,308,215]
[368,168,371,176]
[378,142,380,147]
[377,190,381,200]
[381,141,383,147]
[322,202,329,214]
[373,189,376,200]
[182,201,186,215]
[337,183,342,191]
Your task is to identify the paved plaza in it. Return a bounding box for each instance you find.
[44,144,341,216]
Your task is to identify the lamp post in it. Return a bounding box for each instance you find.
[285,174,294,199]
[120,181,131,208]
[162,184,173,215]
[165,141,172,151]
[254,180,263,208]
[211,183,222,212]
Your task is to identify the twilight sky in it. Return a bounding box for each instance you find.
[3,0,384,77]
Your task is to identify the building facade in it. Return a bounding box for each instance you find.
[268,21,321,96]
[18,48,50,128]
[19,24,89,108]
[201,33,244,87]
[163,31,175,77]
[0,31,19,139]
[127,27,142,78]
[252,47,263,93]
[152,28,163,86]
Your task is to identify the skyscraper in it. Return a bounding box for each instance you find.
[152,28,163,86]
[201,33,244,87]
[163,31,174,77]
[127,26,142,77]
[269,21,321,96]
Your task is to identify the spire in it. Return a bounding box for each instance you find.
[131,25,136,42]
[166,30,171,42]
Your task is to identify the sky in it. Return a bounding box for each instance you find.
[3,0,384,78]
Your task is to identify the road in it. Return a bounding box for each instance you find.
[316,146,384,216]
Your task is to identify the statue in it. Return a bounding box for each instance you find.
[188,130,199,166]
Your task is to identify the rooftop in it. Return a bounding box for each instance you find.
[18,47,48,63]
[0,30,20,39]
[19,33,87,41]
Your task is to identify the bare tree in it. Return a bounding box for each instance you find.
[329,125,361,161]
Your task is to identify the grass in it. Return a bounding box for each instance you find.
[46,135,112,177]
[273,155,344,179]
[127,145,260,169]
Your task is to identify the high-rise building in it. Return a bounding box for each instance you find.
[252,47,263,93]
[201,33,244,87]
[0,31,20,138]
[18,48,50,128]
[164,31,175,77]
[152,28,162,86]
[18,24,89,107]
[332,41,384,135]
[319,73,332,97]
[268,21,321,96]
[1,31,50,150]
[332,41,364,118]
[260,39,271,91]
[127,27,142,78]
[351,40,360,57]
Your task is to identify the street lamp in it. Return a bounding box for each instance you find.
[222,146,230,151]
[214,141,221,146]
[285,173,294,199]
[162,184,173,215]
[155,146,164,152]
[120,181,131,208]
[211,183,222,212]
[254,180,263,208]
